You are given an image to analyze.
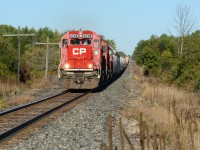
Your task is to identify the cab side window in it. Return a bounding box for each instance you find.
[62,39,68,47]
[94,39,99,48]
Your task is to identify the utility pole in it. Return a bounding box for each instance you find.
[36,37,59,80]
[3,26,35,82]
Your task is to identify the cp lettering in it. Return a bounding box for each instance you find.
[72,48,86,55]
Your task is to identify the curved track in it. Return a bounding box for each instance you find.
[0,67,126,145]
[0,89,91,142]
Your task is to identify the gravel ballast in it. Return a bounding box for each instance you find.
[5,62,142,150]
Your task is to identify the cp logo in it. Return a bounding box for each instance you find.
[72,48,86,55]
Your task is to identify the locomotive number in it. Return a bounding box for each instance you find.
[69,34,92,38]
[70,34,78,38]
[83,34,92,38]
[73,48,86,55]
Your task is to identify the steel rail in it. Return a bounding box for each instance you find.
[0,90,68,116]
[0,90,92,142]
[0,67,126,143]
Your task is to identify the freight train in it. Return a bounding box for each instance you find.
[58,30,128,89]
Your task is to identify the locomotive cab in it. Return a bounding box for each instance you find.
[58,30,126,89]
[59,30,101,89]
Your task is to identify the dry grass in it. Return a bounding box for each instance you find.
[27,78,49,89]
[0,80,21,97]
[126,70,200,149]
[0,99,8,110]
[0,77,55,111]
[5,95,35,106]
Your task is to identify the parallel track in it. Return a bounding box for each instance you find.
[0,89,92,143]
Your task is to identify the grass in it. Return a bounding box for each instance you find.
[99,63,199,149]
[5,95,35,107]
[0,77,56,111]
[0,99,8,110]
[123,66,200,150]
[0,79,21,97]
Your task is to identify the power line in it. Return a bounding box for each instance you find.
[3,34,35,37]
[36,37,59,80]
[3,26,35,82]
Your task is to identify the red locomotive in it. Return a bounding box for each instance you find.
[58,30,127,89]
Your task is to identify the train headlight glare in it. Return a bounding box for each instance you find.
[88,64,92,68]
[64,63,69,69]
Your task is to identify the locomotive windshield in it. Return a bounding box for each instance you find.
[70,39,91,45]
[70,39,80,45]
[82,39,91,45]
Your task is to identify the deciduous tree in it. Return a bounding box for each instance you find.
[173,3,195,55]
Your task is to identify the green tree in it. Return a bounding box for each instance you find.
[0,62,14,78]
[142,46,160,76]
[0,36,17,73]
[105,39,117,50]
[117,51,126,57]
[158,34,176,56]
[0,25,62,81]
[133,40,148,65]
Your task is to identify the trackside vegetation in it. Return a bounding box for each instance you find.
[0,25,119,102]
[132,30,200,91]
[0,25,61,82]
[0,25,63,104]
[0,25,119,83]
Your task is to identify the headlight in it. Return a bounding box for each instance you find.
[64,63,70,69]
[88,64,93,68]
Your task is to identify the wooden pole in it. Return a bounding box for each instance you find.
[35,38,59,80]
[3,26,35,82]
[45,37,49,79]
[17,26,20,82]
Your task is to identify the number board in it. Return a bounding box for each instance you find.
[69,34,78,38]
[83,34,92,38]
[69,34,92,38]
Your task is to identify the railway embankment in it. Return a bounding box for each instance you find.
[3,61,143,149]
[3,61,199,149]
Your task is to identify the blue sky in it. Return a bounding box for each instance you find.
[0,0,199,55]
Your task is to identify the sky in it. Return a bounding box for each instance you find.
[0,0,199,55]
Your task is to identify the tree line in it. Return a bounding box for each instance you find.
[132,3,200,91]
[0,25,61,82]
[0,25,120,82]
[132,30,200,91]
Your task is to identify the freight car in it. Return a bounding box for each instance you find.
[58,30,127,89]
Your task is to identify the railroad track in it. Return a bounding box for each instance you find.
[0,89,92,143]
[0,69,125,146]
